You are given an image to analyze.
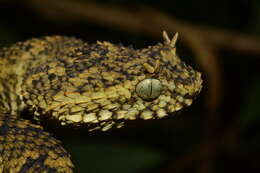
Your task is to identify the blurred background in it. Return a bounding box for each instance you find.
[0,0,260,172]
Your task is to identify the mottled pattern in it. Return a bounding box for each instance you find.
[0,32,202,172]
[0,115,73,172]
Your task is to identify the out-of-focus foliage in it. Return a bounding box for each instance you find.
[64,138,165,173]
[239,79,260,130]
[0,27,16,46]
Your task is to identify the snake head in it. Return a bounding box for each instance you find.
[133,31,202,119]
[22,32,202,131]
[140,31,202,107]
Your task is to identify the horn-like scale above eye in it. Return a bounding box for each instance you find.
[136,78,162,100]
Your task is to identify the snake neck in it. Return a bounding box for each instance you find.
[0,36,84,115]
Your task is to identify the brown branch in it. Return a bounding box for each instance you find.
[26,0,260,55]
[161,122,241,173]
[202,28,260,55]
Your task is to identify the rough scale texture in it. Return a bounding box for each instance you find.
[0,32,202,172]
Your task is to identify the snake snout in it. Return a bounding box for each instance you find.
[186,71,203,99]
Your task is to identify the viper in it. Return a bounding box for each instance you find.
[0,31,202,172]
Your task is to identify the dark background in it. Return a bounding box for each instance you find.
[0,0,260,172]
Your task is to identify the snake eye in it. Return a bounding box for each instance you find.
[136,78,162,100]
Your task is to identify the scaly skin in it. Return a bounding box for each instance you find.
[0,32,202,172]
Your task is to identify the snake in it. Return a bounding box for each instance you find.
[0,31,202,172]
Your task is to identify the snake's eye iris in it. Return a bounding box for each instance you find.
[136,78,162,100]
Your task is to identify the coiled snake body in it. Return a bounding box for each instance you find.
[0,32,202,172]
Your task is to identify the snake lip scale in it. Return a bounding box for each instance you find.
[0,31,202,172]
